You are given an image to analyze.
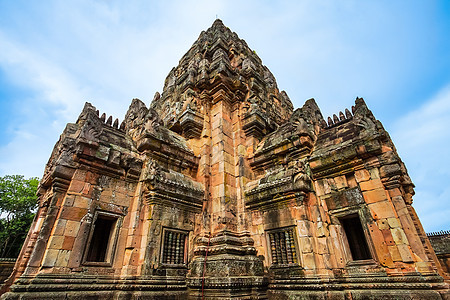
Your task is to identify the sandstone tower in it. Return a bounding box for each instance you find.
[1,19,449,299]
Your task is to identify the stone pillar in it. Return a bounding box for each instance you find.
[209,90,237,234]
[187,87,268,299]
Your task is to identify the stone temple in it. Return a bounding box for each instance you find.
[1,20,449,299]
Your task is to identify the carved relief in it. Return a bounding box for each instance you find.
[292,159,311,192]
[5,19,446,300]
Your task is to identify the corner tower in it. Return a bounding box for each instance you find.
[149,19,296,297]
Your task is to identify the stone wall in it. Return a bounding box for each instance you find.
[428,231,450,274]
[0,259,15,284]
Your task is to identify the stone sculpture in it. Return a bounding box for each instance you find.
[1,19,448,299]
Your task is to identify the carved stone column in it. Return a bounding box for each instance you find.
[187,85,268,299]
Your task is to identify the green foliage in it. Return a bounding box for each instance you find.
[0,175,39,258]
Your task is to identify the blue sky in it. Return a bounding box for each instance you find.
[0,1,449,232]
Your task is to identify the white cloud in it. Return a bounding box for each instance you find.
[0,31,86,119]
[393,86,450,149]
[0,0,448,232]
[391,84,450,231]
[0,1,227,178]
[0,31,87,178]
[0,120,56,179]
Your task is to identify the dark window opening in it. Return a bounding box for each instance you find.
[161,229,188,265]
[86,215,116,262]
[268,227,297,265]
[341,215,371,261]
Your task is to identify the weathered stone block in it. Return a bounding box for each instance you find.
[317,237,328,254]
[300,237,313,253]
[377,219,389,230]
[368,168,380,179]
[55,250,71,266]
[60,207,88,221]
[334,175,348,190]
[380,163,401,178]
[381,228,395,246]
[53,219,67,236]
[297,220,310,237]
[62,236,76,250]
[359,178,383,191]
[391,227,409,245]
[388,245,402,262]
[314,180,326,197]
[72,196,91,208]
[363,188,388,204]
[387,217,401,228]
[369,200,396,219]
[68,180,86,194]
[397,244,414,262]
[391,195,407,211]
[303,253,316,270]
[41,249,59,267]
[48,236,64,249]
[355,169,370,182]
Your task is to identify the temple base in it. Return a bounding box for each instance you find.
[186,230,269,299]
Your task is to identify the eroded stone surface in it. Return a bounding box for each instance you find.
[1,19,448,299]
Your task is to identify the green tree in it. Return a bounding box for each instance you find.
[0,175,39,258]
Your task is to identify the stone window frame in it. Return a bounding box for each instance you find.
[159,227,189,267]
[265,226,300,267]
[332,208,377,266]
[82,210,122,267]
